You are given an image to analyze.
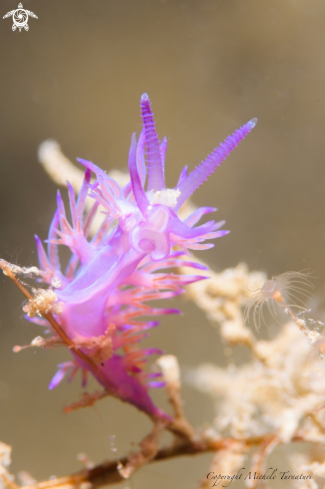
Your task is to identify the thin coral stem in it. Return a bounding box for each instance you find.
[16,432,307,489]
[286,307,311,337]
[274,291,314,339]
[0,259,99,372]
[248,435,279,489]
[0,260,34,300]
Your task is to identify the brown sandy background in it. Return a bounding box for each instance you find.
[1,0,325,487]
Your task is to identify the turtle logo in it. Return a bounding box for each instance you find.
[3,3,38,32]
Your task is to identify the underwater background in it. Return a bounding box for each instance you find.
[1,0,325,487]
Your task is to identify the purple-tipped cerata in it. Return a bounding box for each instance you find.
[29,94,257,417]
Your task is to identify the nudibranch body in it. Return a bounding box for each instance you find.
[32,94,257,417]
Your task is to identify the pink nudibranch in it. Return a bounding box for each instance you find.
[31,94,257,417]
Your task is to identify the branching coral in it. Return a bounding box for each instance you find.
[186,264,325,487]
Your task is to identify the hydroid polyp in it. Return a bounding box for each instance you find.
[245,271,315,331]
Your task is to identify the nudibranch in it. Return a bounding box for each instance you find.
[28,94,257,417]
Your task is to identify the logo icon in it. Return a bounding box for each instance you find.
[3,3,38,32]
